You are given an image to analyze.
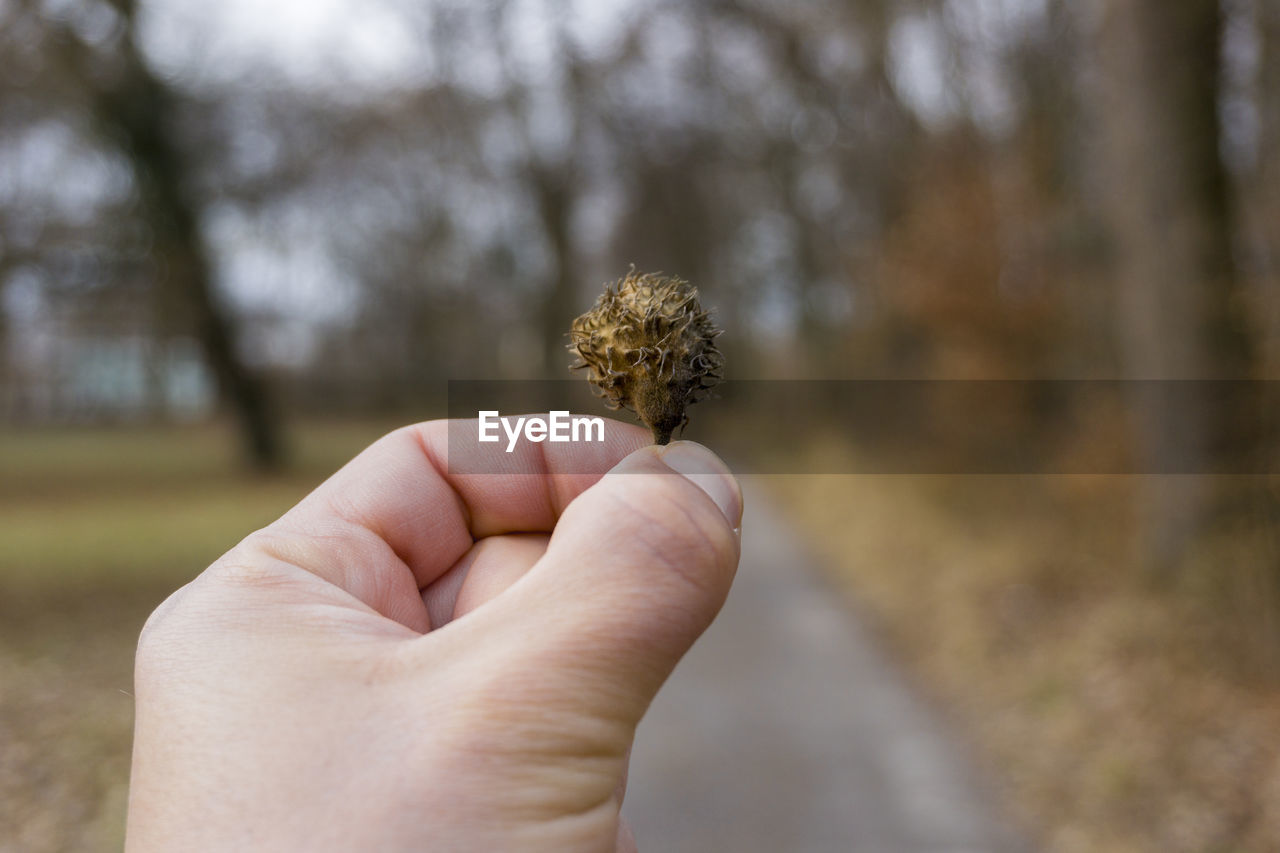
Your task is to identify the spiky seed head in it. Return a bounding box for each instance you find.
[569,270,724,445]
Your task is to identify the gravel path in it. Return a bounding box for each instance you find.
[622,480,1033,853]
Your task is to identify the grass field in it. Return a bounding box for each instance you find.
[0,419,402,852]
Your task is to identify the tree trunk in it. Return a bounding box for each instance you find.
[535,9,584,391]
[82,6,284,470]
[535,167,578,383]
[1260,0,1280,298]
[1098,0,1256,571]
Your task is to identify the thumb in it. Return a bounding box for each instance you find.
[491,441,742,724]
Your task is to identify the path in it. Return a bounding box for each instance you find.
[622,480,1032,853]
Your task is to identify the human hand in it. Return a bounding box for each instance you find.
[125,419,742,852]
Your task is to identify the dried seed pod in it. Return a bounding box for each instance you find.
[569,270,724,445]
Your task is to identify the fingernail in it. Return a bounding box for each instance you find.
[658,442,743,526]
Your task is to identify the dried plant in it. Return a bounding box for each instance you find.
[569,270,724,445]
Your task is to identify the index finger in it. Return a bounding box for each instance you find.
[273,417,650,591]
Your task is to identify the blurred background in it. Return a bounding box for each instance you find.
[2,0,1279,850]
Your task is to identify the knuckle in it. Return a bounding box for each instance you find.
[217,528,316,589]
[135,530,306,678]
[227,528,294,574]
[135,592,177,653]
[134,580,198,682]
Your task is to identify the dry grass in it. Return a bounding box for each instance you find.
[0,419,401,852]
[0,585,148,852]
[768,441,1280,853]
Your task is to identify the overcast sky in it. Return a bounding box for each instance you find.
[137,0,640,94]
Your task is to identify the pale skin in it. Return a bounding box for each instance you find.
[126,419,742,852]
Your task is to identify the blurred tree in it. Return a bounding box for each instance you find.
[708,0,920,371]
[6,0,1274,499]
[1097,0,1258,570]
[23,0,284,469]
[1260,0,1280,317]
